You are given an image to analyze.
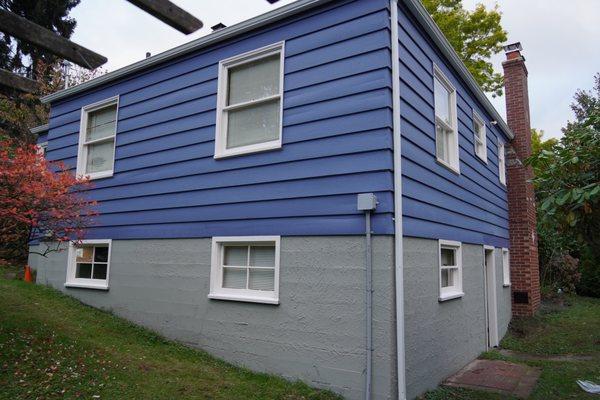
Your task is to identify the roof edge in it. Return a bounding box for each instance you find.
[30,124,49,134]
[40,0,334,104]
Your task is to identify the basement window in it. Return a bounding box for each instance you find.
[473,111,488,162]
[214,42,284,159]
[498,140,506,185]
[439,240,464,301]
[77,96,119,180]
[209,236,280,304]
[66,239,111,290]
[433,65,459,173]
[502,248,511,287]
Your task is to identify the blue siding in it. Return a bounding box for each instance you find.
[397,2,510,248]
[45,0,395,239]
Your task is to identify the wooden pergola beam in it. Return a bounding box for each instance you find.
[126,0,203,34]
[0,9,107,69]
[0,68,40,93]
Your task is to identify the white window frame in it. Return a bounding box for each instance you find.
[472,110,488,162]
[502,248,511,287]
[214,42,285,159]
[65,239,112,290]
[76,96,119,180]
[438,239,464,301]
[433,64,460,174]
[498,140,506,185]
[209,236,280,304]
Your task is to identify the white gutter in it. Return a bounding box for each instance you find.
[390,1,407,399]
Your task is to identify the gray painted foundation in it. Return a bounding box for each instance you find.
[403,237,511,399]
[29,236,397,400]
[29,236,511,400]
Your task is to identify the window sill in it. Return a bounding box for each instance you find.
[65,282,109,291]
[82,170,114,181]
[208,292,279,305]
[436,158,460,175]
[214,141,281,159]
[438,291,464,302]
[503,283,511,288]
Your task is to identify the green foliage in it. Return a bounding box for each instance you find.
[528,74,600,297]
[422,0,508,96]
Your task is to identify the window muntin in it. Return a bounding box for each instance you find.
[77,97,118,180]
[498,141,506,185]
[502,248,510,286]
[433,65,459,172]
[215,43,284,159]
[439,240,463,301]
[66,239,111,290]
[473,111,487,162]
[209,236,280,304]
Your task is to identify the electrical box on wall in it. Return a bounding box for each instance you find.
[357,193,378,211]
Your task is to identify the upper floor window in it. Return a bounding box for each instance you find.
[472,111,487,162]
[66,239,112,290]
[215,42,284,159]
[438,240,464,301]
[77,96,118,180]
[209,236,280,304]
[433,65,459,173]
[498,140,506,185]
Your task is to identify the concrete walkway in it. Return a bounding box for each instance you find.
[444,359,541,398]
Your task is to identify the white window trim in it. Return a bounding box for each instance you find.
[498,140,506,185]
[65,239,112,290]
[433,64,460,174]
[438,239,464,301]
[502,248,511,287]
[209,236,280,304]
[76,96,119,180]
[472,110,488,163]
[214,42,285,159]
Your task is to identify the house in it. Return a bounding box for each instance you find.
[28,0,540,399]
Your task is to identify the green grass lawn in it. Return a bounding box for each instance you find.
[422,295,600,400]
[0,276,341,400]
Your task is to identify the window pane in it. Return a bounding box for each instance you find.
[248,268,274,291]
[249,246,275,267]
[86,105,117,141]
[86,139,115,173]
[76,263,92,279]
[226,100,280,149]
[224,246,247,266]
[441,268,456,288]
[94,246,109,262]
[434,77,451,124]
[92,263,107,280]
[436,124,446,160]
[441,248,456,267]
[76,246,94,263]
[223,267,247,289]
[227,55,280,105]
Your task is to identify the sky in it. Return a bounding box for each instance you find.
[69,0,600,139]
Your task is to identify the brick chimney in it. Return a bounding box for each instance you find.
[502,42,540,317]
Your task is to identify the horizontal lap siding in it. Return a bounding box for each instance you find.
[397,2,509,248]
[45,0,395,239]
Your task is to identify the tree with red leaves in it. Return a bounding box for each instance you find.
[0,139,97,264]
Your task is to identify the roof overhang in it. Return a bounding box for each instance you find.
[41,0,513,140]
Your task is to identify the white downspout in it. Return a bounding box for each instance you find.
[390,1,407,399]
